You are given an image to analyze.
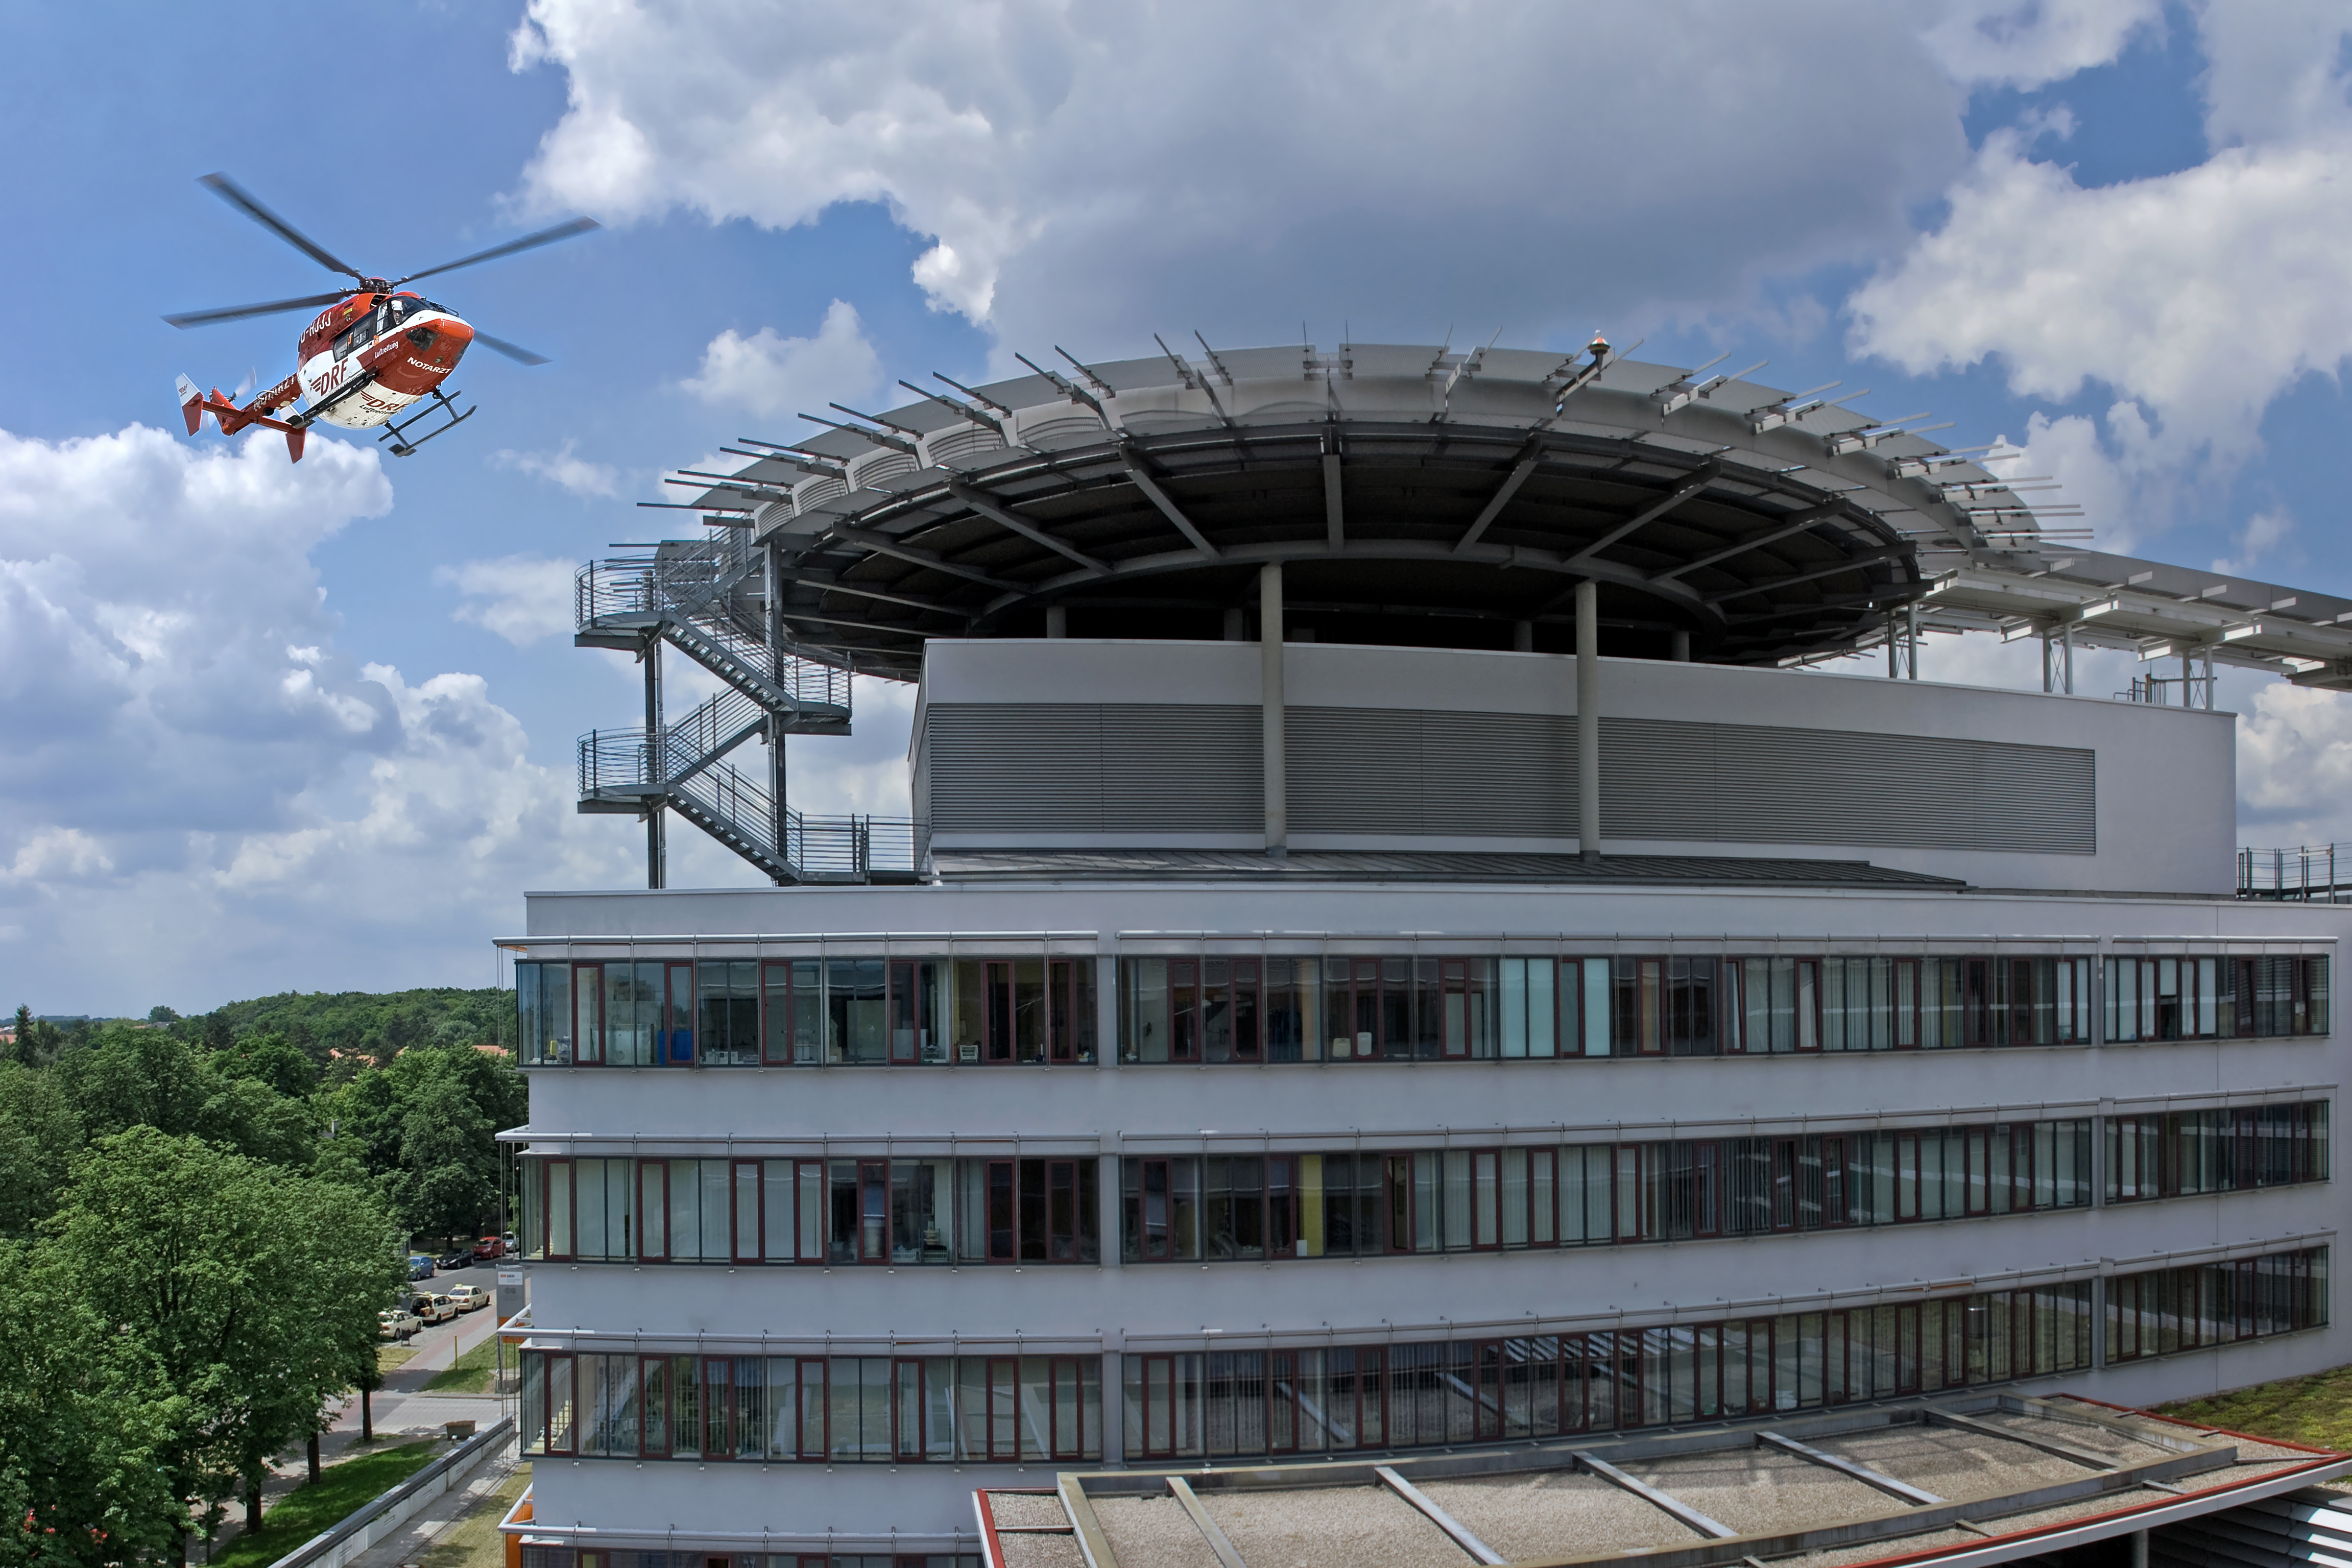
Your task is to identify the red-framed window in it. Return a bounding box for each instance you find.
[1472,1149,1501,1249]
[893,1358,925,1461]
[985,1357,1020,1460]
[637,1162,666,1261]
[1266,1155,1298,1259]
[795,1357,827,1459]
[1385,1155,1414,1253]
[1135,1354,1179,1458]
[732,1161,761,1263]
[639,1356,670,1458]
[543,1352,574,1453]
[987,1161,1016,1262]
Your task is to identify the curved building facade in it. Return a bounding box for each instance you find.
[505,340,2347,1566]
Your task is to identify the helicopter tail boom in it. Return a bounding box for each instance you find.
[173,373,310,461]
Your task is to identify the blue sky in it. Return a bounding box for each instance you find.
[4,1,2351,1014]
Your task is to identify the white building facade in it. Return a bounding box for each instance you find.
[502,343,2345,1566]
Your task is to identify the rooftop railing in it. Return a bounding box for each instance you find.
[2239,844,2352,901]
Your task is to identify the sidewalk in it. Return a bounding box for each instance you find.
[318,1308,510,1464]
[339,1449,524,1568]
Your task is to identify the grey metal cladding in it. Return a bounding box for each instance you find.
[1290,709,2091,853]
[928,703,2095,854]
[1100,705,1260,831]
[924,703,1260,832]
[1290,708,1573,836]
[1597,717,2095,853]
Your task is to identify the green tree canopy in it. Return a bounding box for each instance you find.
[41,1129,404,1542]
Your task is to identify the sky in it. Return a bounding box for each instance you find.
[4,0,2352,1015]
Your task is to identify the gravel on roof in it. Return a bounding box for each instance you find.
[1090,1493,1229,1568]
[1417,1469,1711,1559]
[1624,1446,1899,1537]
[1197,1483,1471,1568]
[988,1492,1076,1530]
[1810,1425,2099,1503]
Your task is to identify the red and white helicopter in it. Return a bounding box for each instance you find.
[165,173,596,460]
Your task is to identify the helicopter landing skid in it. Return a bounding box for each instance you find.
[379,387,474,457]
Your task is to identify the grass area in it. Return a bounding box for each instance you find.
[416,1460,530,1568]
[208,1441,440,1568]
[425,1332,503,1394]
[378,1344,417,1372]
[2159,1363,2352,1452]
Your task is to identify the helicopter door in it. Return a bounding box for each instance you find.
[332,307,381,362]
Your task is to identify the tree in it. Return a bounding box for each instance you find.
[0,1241,184,1567]
[40,1129,403,1553]
[389,1073,494,1244]
[213,1031,320,1099]
[50,1024,207,1142]
[0,1066,80,1238]
[7,1007,27,1069]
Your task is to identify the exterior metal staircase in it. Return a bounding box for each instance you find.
[573,535,922,886]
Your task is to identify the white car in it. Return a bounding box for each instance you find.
[446,1284,491,1313]
[378,1308,421,1341]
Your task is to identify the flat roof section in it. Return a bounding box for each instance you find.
[976,1394,2349,1568]
[931,849,1971,889]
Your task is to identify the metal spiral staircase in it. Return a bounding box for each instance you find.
[574,533,923,886]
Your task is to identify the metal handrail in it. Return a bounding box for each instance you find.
[575,555,853,713]
[578,725,920,879]
[2239,843,2352,902]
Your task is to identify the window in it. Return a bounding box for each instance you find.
[1111,1280,2096,1461]
[2106,1246,2329,1364]
[520,1154,1093,1266]
[2106,1102,2330,1202]
[520,955,1092,1068]
[520,1352,1102,1463]
[1113,1120,2095,1264]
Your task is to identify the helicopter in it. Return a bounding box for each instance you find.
[164,173,596,461]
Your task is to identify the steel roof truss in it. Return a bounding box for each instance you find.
[1117,447,1222,558]
[944,479,1112,575]
[1565,462,1722,569]
[1452,435,1545,553]
[825,524,1023,593]
[1650,502,1844,584]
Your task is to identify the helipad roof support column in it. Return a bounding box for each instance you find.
[1261,563,1287,858]
[643,633,666,890]
[1577,578,1600,863]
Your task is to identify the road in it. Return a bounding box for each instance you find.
[327,1255,513,1451]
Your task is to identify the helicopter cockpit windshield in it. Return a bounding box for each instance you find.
[332,297,451,360]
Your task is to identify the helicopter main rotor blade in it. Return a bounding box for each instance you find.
[470,331,551,367]
[163,290,351,329]
[394,218,600,286]
[199,173,366,281]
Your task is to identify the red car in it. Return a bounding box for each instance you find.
[471,1235,506,1261]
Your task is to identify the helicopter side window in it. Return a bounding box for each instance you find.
[332,306,382,362]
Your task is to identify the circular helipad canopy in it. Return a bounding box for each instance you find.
[672,341,2051,682]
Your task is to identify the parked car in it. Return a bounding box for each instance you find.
[437,1247,473,1271]
[472,1235,507,1261]
[378,1308,421,1341]
[446,1284,491,1313]
[407,1254,435,1281]
[409,1292,456,1325]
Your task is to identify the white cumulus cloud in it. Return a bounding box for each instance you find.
[506,2,1973,355]
[1921,0,2165,90]
[0,424,639,1011]
[491,439,621,498]
[678,300,882,419]
[1852,7,2352,483]
[438,553,581,647]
